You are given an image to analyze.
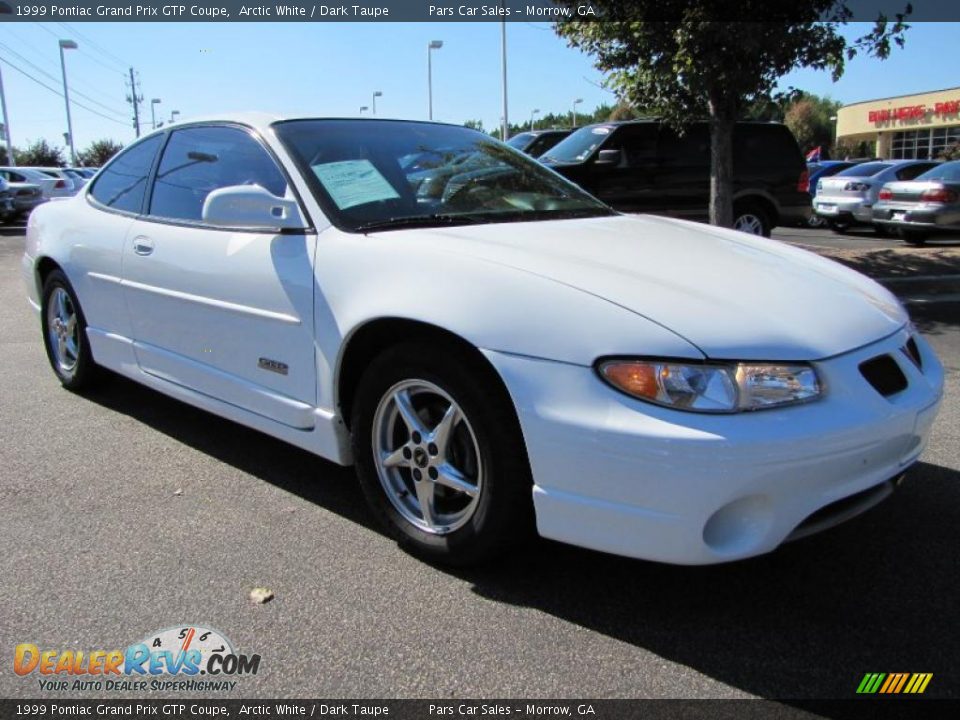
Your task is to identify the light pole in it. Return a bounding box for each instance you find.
[572,98,583,128]
[170,110,180,124]
[58,39,78,166]
[500,19,509,140]
[427,40,443,120]
[150,99,161,130]
[530,108,540,132]
[359,105,369,115]
[372,91,382,116]
[0,63,14,166]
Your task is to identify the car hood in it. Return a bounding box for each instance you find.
[400,214,907,361]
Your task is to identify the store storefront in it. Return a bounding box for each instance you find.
[835,87,960,160]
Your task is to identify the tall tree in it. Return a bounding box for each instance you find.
[784,94,843,157]
[555,1,910,228]
[14,139,66,167]
[78,139,124,167]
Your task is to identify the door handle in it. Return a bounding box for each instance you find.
[132,236,154,256]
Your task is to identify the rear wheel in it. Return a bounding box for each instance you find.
[733,203,771,237]
[351,341,533,566]
[40,269,102,390]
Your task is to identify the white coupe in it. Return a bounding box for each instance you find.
[23,114,944,565]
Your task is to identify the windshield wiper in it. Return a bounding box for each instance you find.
[354,214,487,233]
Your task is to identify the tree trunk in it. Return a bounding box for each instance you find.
[708,101,736,228]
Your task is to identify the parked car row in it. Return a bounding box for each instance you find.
[812,159,960,243]
[0,166,99,223]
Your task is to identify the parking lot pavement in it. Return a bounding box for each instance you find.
[1,229,958,700]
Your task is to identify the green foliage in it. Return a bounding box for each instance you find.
[554,1,910,225]
[784,94,843,156]
[939,142,960,161]
[464,119,485,132]
[78,139,123,167]
[0,145,13,165]
[14,139,66,167]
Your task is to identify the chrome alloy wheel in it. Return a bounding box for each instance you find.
[372,379,483,535]
[46,287,79,375]
[734,213,765,235]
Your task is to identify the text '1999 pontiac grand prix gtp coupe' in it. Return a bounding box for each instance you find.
[23,115,945,566]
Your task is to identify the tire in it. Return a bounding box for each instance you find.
[899,229,928,246]
[40,269,103,390]
[351,340,533,566]
[807,214,826,229]
[827,220,850,234]
[733,203,771,237]
[874,224,891,238]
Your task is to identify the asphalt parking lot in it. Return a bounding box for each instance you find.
[1,224,958,700]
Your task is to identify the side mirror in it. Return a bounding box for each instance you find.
[201,184,306,231]
[595,149,622,166]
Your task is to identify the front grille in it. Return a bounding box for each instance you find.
[859,354,907,397]
[903,337,922,369]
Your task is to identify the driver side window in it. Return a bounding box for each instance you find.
[149,126,288,223]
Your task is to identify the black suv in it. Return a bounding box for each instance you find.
[539,120,810,236]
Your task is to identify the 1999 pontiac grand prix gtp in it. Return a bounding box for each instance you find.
[23,115,945,565]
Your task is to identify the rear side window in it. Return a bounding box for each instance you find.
[837,162,891,177]
[734,125,802,170]
[149,126,288,223]
[896,163,937,181]
[660,124,710,166]
[90,135,163,213]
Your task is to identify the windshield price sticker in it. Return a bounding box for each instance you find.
[311,160,400,210]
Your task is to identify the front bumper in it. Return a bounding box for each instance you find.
[814,196,874,223]
[484,327,943,564]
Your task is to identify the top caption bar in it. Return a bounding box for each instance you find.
[1,0,959,22]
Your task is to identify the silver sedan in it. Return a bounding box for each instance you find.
[873,160,960,245]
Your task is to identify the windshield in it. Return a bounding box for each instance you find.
[506,133,534,150]
[916,161,960,182]
[540,126,613,163]
[836,162,892,177]
[275,120,612,232]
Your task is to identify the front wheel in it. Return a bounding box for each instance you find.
[351,341,533,566]
[40,269,102,390]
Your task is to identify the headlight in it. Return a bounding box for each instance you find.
[598,359,821,413]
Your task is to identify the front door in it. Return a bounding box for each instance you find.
[121,125,318,429]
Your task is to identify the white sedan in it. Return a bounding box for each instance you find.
[22,114,944,565]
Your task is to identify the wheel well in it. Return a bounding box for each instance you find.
[337,319,513,431]
[733,195,778,228]
[35,257,62,294]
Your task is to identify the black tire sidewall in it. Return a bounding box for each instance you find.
[350,341,532,565]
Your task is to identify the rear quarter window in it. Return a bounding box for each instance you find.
[89,135,163,214]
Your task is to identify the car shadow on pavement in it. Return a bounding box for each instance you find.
[80,374,376,531]
[82,374,959,701]
[455,460,960,700]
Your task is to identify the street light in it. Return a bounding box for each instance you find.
[359,105,369,115]
[372,91,382,116]
[150,98,161,130]
[572,98,583,128]
[58,39,78,166]
[530,108,540,132]
[0,63,14,166]
[170,110,180,124]
[500,20,509,141]
[427,40,443,120]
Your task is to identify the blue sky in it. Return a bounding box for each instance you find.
[1,21,958,152]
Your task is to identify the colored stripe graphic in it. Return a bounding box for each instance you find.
[858,672,932,694]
